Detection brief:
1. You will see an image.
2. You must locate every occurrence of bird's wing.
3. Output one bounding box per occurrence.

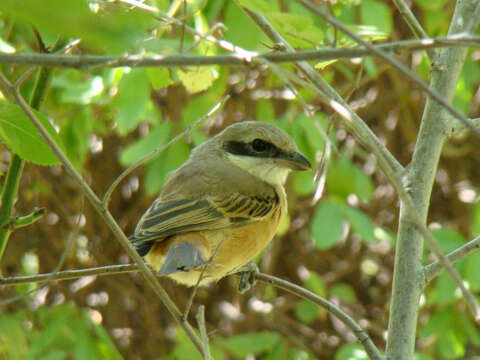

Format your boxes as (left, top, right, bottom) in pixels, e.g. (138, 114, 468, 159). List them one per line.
(130, 192, 278, 255)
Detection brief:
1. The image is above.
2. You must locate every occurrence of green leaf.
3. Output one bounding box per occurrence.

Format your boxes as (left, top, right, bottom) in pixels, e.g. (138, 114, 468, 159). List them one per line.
(360, 0, 393, 35)
(51, 70, 104, 104)
(465, 251, 480, 292)
(119, 122, 172, 166)
(0, 314, 28, 359)
(327, 157, 373, 201)
(223, 1, 268, 50)
(0, 105, 62, 165)
(429, 229, 466, 254)
(420, 309, 452, 338)
(311, 200, 344, 250)
(113, 68, 150, 135)
(437, 329, 466, 359)
(0, 0, 154, 53)
(334, 343, 369, 360)
(237, 0, 278, 13)
(339, 204, 377, 243)
(146, 68, 173, 90)
(265, 13, 324, 48)
(303, 272, 327, 297)
(295, 300, 318, 324)
(330, 283, 357, 304)
(144, 140, 190, 195)
(429, 272, 457, 305)
(215, 332, 281, 357)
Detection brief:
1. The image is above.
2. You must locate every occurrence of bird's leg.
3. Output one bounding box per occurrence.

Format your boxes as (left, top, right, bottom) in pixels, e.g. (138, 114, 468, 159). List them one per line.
(235, 262, 259, 293)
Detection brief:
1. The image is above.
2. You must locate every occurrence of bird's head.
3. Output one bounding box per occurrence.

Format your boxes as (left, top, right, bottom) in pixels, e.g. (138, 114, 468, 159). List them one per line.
(209, 121, 312, 186)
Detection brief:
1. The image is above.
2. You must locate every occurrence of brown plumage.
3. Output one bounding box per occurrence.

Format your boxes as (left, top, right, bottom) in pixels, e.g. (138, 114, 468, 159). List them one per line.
(129, 121, 311, 286)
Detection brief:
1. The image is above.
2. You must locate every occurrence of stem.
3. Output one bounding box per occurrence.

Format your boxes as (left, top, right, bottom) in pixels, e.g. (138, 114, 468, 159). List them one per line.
(386, 1, 480, 358)
(0, 155, 24, 259)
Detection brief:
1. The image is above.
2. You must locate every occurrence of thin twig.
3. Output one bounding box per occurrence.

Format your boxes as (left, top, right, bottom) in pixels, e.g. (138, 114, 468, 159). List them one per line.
(102, 94, 230, 207)
(423, 235, 480, 285)
(391, 0, 435, 60)
(195, 305, 212, 360)
(255, 273, 384, 360)
(0, 72, 205, 355)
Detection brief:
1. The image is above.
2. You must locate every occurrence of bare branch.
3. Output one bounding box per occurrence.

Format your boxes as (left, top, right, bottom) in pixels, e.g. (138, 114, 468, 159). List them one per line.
(255, 273, 384, 360)
(424, 235, 480, 285)
(391, 0, 434, 59)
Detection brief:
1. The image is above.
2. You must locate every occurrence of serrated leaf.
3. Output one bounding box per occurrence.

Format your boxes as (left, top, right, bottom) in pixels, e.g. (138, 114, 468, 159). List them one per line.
(113, 69, 150, 135)
(0, 105, 62, 165)
(311, 200, 344, 249)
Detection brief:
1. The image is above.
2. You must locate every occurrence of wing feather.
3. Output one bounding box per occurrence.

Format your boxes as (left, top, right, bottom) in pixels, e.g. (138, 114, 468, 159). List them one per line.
(130, 192, 278, 254)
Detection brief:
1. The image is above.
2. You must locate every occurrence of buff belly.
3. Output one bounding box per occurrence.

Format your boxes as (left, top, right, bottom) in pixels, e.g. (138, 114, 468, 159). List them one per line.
(145, 208, 282, 286)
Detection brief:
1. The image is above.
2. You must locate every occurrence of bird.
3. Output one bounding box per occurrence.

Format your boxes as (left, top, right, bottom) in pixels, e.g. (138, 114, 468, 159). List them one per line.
(129, 121, 311, 289)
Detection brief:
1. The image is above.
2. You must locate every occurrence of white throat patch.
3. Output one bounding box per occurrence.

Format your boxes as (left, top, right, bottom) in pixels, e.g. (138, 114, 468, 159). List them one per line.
(227, 154, 291, 186)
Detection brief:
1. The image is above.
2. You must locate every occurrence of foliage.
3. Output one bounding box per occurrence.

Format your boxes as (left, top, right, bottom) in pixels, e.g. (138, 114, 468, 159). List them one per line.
(0, 0, 480, 359)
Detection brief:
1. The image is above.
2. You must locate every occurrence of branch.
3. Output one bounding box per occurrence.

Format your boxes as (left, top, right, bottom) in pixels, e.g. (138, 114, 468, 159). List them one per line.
(0, 155, 24, 259)
(0, 265, 384, 360)
(103, 95, 230, 207)
(0, 73, 205, 355)
(391, 0, 435, 60)
(1, 37, 480, 69)
(424, 235, 480, 284)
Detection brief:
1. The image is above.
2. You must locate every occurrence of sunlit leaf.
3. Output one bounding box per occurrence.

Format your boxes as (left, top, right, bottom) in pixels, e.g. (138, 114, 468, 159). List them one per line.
(146, 68, 173, 90)
(177, 66, 218, 94)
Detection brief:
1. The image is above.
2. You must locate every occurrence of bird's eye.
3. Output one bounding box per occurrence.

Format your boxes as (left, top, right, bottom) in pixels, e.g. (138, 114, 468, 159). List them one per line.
(252, 139, 269, 152)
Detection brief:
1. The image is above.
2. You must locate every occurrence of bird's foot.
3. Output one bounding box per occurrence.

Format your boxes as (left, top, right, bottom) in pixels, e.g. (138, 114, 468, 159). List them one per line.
(236, 262, 259, 293)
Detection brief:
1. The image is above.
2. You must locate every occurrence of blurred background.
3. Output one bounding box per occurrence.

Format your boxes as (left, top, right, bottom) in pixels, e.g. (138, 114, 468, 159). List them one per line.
(1, 0, 480, 359)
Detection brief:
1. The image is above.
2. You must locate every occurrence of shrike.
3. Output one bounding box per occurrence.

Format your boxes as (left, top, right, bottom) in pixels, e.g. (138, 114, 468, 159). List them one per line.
(130, 121, 311, 288)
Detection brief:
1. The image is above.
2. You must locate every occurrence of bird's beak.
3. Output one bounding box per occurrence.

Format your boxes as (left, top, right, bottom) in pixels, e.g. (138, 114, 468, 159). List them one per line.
(279, 150, 312, 170)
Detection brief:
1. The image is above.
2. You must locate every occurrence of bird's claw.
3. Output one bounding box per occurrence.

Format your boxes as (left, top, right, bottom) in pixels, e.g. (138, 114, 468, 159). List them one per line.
(236, 262, 259, 293)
